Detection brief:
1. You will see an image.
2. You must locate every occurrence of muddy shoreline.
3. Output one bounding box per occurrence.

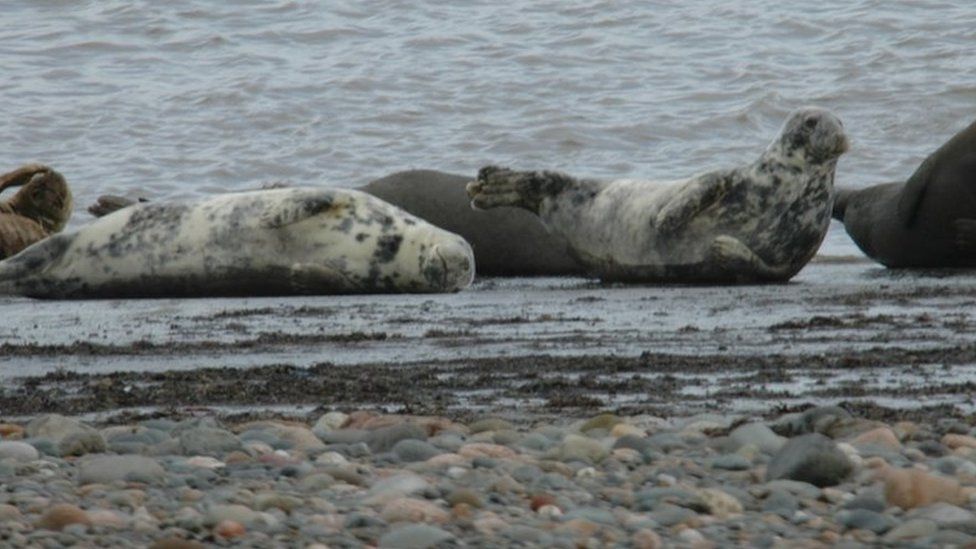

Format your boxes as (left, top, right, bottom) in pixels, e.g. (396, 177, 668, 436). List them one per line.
(1, 261, 974, 426)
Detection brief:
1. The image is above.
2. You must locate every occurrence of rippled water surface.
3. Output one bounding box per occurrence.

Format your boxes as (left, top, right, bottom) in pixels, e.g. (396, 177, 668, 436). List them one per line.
(2, 1, 974, 254)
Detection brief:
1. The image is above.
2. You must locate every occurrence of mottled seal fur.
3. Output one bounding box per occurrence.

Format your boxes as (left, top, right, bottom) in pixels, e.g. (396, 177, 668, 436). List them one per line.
(0, 165, 72, 259)
(0, 187, 474, 298)
(468, 107, 849, 284)
(833, 118, 976, 267)
(88, 171, 586, 277)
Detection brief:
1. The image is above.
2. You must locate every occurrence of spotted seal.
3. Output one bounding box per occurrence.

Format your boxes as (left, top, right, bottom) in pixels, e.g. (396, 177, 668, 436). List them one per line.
(467, 107, 849, 284)
(0, 187, 474, 298)
(833, 117, 976, 267)
(0, 164, 72, 259)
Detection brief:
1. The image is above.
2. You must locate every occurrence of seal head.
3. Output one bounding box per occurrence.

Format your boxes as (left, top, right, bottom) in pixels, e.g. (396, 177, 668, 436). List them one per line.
(771, 107, 850, 168)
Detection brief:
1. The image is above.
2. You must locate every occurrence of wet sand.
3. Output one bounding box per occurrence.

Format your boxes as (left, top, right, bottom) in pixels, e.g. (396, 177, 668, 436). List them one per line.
(2, 259, 974, 425)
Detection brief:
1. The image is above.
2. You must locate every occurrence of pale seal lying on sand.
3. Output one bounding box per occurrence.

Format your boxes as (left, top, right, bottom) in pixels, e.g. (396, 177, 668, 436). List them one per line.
(89, 171, 586, 277)
(467, 107, 849, 284)
(0, 164, 72, 259)
(833, 118, 976, 267)
(0, 187, 474, 298)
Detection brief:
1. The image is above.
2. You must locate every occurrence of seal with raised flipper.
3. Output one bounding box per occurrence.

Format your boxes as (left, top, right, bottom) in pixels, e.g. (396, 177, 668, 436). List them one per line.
(467, 107, 849, 284)
(0, 187, 474, 298)
(0, 164, 72, 259)
(832, 117, 976, 267)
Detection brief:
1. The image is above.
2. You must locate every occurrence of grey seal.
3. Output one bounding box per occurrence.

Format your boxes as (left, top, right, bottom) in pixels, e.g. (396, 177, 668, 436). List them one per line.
(832, 118, 976, 267)
(0, 164, 72, 259)
(88, 171, 586, 277)
(0, 187, 474, 299)
(467, 107, 849, 284)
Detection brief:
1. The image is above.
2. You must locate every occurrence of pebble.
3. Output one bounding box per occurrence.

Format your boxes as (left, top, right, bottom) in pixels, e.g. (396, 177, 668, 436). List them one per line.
(78, 455, 166, 485)
(0, 440, 39, 461)
(2, 407, 975, 546)
(36, 503, 91, 531)
(881, 467, 965, 509)
(378, 524, 455, 548)
(766, 433, 853, 487)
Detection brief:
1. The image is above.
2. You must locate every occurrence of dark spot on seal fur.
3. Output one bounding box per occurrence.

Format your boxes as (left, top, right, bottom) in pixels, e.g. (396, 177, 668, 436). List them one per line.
(355, 232, 369, 242)
(373, 234, 403, 263)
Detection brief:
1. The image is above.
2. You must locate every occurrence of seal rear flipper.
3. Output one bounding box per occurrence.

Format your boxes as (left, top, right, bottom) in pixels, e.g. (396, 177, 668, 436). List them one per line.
(88, 195, 144, 218)
(288, 263, 359, 294)
(0, 164, 50, 194)
(260, 192, 340, 228)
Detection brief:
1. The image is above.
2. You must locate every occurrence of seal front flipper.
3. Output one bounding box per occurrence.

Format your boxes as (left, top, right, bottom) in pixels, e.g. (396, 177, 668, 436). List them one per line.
(708, 235, 791, 282)
(259, 191, 340, 228)
(289, 262, 359, 294)
(467, 166, 581, 213)
(655, 172, 728, 236)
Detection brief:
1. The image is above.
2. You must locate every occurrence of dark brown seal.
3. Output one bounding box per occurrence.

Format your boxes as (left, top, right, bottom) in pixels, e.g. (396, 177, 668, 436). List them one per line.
(0, 164, 72, 259)
(833, 118, 976, 267)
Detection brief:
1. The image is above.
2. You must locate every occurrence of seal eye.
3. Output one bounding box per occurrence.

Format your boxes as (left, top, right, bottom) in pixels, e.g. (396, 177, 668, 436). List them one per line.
(804, 117, 818, 130)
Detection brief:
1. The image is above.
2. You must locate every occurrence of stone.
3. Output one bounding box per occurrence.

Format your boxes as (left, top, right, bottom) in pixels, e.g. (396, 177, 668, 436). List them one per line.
(882, 467, 965, 509)
(633, 528, 663, 549)
(697, 488, 743, 518)
(214, 519, 246, 539)
(59, 431, 107, 456)
(365, 473, 429, 504)
(908, 502, 976, 525)
(378, 524, 455, 548)
(0, 440, 39, 461)
(392, 439, 443, 462)
(729, 422, 786, 454)
(458, 442, 518, 460)
(762, 490, 799, 519)
(882, 518, 938, 543)
(312, 411, 349, 438)
(380, 497, 450, 524)
(78, 455, 166, 485)
(852, 427, 901, 450)
(178, 427, 242, 456)
(237, 421, 326, 452)
(553, 434, 609, 464)
(26, 414, 95, 441)
(609, 423, 644, 438)
(148, 537, 207, 549)
(710, 453, 751, 471)
(0, 423, 24, 439)
(766, 433, 853, 487)
(367, 423, 427, 453)
(36, 503, 91, 531)
(468, 418, 514, 433)
(834, 509, 896, 534)
(943, 434, 976, 450)
(446, 488, 483, 508)
(0, 503, 22, 522)
(205, 504, 258, 527)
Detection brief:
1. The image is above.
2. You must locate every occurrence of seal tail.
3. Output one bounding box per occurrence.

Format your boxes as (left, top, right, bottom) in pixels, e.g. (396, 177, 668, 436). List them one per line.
(0, 233, 70, 295)
(832, 187, 855, 222)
